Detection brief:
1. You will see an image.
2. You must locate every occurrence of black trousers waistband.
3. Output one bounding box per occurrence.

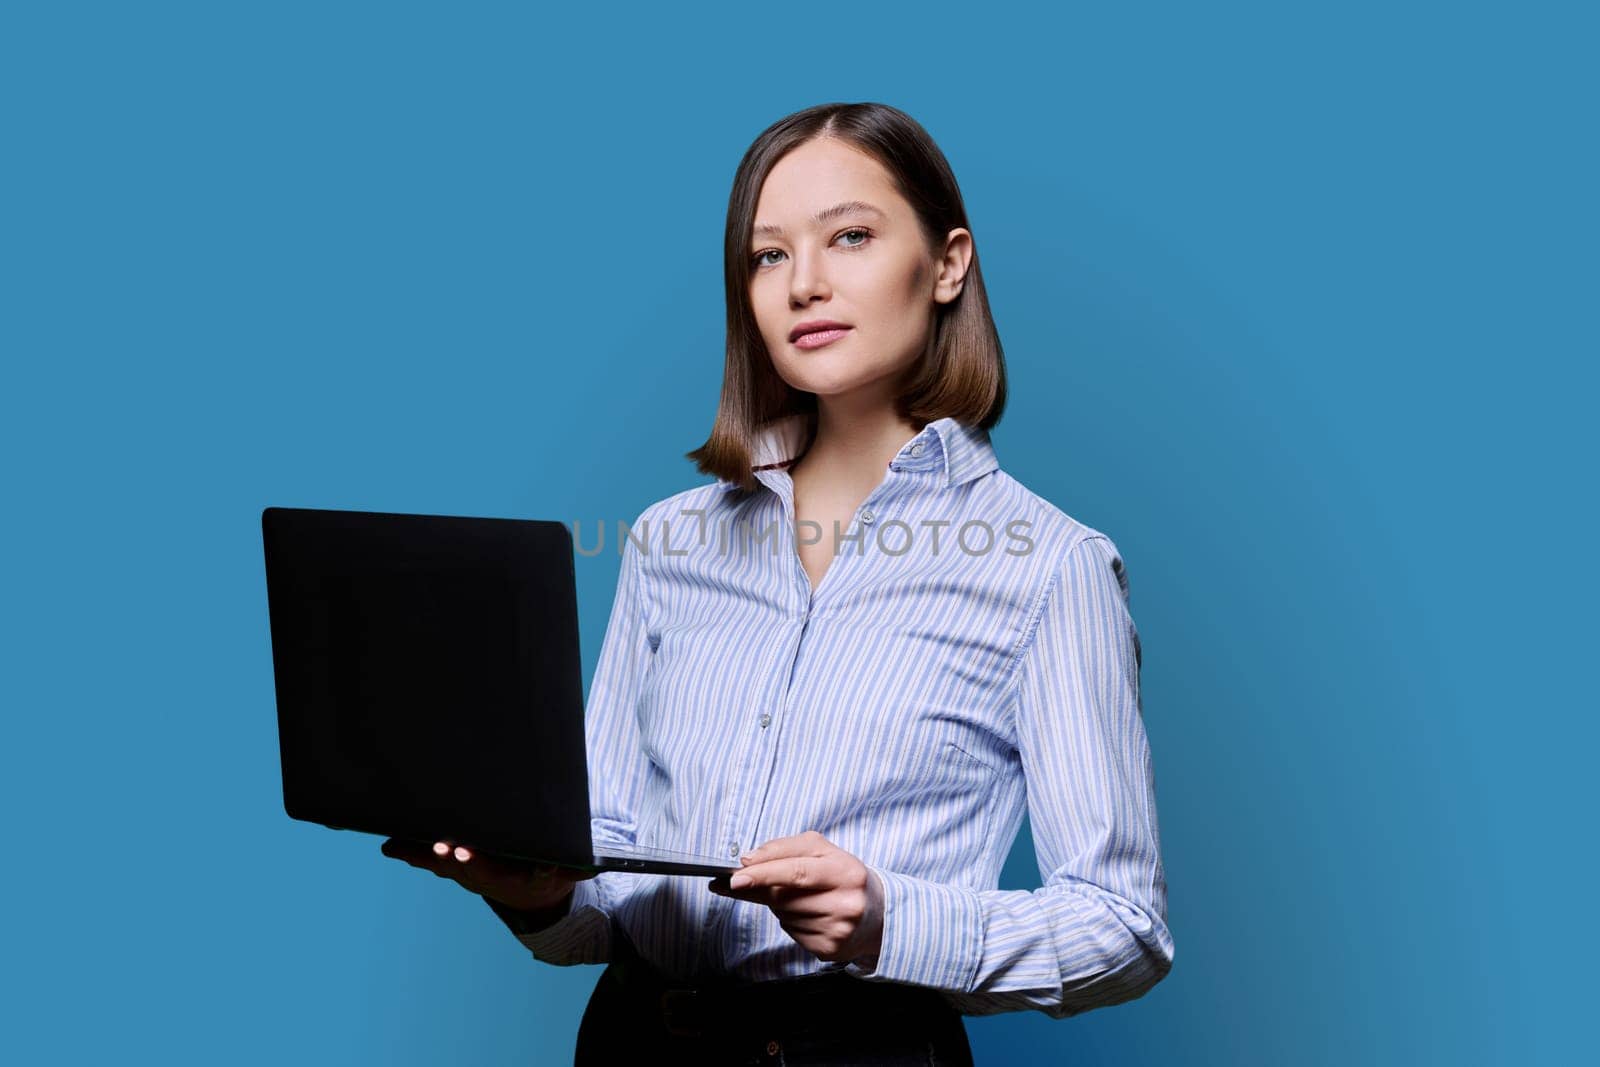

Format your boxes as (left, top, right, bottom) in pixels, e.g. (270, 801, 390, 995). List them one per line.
(573, 928, 974, 1065)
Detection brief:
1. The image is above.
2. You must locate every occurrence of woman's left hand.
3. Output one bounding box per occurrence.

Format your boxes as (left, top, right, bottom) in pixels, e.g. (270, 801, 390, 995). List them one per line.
(709, 830, 884, 964)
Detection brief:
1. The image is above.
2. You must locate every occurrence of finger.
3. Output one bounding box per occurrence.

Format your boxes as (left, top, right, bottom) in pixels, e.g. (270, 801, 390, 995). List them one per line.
(441, 845, 507, 893)
(729, 855, 830, 890)
(710, 879, 786, 899)
(740, 830, 831, 867)
(715, 886, 827, 918)
(440, 844, 514, 885)
(776, 915, 829, 938)
(467, 852, 588, 891)
(728, 884, 845, 920)
(382, 838, 440, 867)
(763, 891, 839, 918)
(404, 839, 470, 873)
(707, 878, 783, 904)
(434, 840, 503, 873)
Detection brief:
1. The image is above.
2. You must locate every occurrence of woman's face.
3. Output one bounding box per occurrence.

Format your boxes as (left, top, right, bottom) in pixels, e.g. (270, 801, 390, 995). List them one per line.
(748, 137, 970, 408)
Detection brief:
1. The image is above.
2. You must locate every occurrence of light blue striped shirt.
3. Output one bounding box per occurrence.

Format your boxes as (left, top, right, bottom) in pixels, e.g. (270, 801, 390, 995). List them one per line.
(492, 415, 1174, 1018)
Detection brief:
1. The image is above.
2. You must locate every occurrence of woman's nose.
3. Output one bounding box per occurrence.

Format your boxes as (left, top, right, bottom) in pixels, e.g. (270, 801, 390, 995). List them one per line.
(788, 252, 830, 304)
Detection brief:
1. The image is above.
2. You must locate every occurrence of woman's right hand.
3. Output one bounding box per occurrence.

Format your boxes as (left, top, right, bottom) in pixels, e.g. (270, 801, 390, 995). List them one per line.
(380, 837, 595, 916)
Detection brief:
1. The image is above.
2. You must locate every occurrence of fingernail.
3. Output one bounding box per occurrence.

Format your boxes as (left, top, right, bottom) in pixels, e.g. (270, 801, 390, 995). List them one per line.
(729, 873, 750, 889)
(739, 852, 755, 863)
(433, 842, 449, 856)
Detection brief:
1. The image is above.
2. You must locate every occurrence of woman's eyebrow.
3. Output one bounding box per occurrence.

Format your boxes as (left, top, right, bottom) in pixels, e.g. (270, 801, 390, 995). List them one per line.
(753, 200, 886, 239)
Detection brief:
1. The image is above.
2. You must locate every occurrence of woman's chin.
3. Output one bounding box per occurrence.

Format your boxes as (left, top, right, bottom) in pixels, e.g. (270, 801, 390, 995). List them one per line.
(790, 379, 876, 401)
(778, 364, 897, 400)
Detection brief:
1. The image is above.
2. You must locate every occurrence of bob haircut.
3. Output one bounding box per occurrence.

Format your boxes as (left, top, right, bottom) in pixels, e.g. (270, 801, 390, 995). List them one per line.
(687, 101, 1008, 495)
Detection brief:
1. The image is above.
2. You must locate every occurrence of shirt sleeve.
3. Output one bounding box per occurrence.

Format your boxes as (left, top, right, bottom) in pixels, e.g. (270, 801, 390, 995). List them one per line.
(484, 516, 658, 965)
(844, 535, 1175, 1018)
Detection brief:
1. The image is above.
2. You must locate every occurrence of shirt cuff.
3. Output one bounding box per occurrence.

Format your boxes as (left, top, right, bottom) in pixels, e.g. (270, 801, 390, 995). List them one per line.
(842, 866, 983, 992)
(484, 876, 612, 965)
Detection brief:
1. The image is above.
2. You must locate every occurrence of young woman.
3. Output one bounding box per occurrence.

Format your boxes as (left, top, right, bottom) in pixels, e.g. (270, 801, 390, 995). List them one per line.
(383, 101, 1174, 1064)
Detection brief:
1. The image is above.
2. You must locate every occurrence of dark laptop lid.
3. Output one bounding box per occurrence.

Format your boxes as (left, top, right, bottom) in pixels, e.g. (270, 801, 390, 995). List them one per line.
(261, 506, 593, 866)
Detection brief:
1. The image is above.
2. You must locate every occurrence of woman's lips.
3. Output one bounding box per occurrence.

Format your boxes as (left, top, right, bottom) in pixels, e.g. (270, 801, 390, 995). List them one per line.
(792, 327, 851, 350)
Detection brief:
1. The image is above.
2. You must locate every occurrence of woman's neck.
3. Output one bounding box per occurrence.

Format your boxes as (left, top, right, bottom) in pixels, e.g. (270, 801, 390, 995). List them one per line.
(792, 400, 920, 493)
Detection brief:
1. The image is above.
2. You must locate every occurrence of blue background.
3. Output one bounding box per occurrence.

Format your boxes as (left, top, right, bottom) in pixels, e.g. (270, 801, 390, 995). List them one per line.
(3, 2, 1592, 1063)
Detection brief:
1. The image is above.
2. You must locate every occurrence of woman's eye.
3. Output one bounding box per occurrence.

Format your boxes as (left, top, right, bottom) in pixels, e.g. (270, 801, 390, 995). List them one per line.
(751, 228, 874, 270)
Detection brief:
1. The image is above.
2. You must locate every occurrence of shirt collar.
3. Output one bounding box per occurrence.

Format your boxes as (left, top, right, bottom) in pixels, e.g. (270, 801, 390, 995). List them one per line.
(717, 413, 998, 493)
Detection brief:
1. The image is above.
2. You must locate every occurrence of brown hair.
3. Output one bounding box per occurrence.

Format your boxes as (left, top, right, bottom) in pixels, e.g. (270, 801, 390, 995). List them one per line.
(685, 101, 1008, 494)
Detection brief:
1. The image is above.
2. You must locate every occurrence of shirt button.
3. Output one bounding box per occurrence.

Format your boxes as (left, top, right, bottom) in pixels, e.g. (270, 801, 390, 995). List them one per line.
(860, 509, 875, 525)
(728, 842, 740, 857)
(910, 442, 925, 456)
(759, 713, 772, 728)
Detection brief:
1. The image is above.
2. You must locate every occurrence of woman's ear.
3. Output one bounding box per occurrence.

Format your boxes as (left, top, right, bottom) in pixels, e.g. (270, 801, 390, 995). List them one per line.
(933, 228, 973, 304)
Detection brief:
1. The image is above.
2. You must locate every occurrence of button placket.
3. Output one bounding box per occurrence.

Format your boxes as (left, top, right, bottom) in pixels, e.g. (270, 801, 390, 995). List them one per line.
(730, 592, 809, 875)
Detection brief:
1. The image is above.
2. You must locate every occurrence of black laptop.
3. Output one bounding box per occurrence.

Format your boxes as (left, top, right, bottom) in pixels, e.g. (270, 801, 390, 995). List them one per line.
(260, 506, 736, 876)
